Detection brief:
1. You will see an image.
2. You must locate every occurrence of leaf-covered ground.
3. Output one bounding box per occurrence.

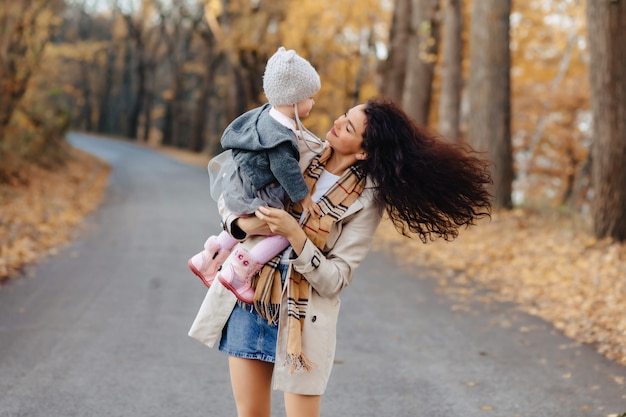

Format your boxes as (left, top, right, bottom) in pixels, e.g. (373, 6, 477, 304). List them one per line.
(1, 141, 625, 370)
(373, 211, 626, 368)
(0, 147, 110, 280)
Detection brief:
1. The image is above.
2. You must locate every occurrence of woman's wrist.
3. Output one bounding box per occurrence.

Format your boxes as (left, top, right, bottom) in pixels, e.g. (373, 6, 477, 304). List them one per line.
(287, 227, 307, 256)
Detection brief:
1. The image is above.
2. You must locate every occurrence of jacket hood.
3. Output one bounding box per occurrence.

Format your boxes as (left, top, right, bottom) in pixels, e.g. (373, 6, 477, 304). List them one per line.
(221, 103, 295, 151)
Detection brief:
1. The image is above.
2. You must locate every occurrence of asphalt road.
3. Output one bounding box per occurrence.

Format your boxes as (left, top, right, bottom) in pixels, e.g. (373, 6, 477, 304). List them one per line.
(0, 132, 624, 417)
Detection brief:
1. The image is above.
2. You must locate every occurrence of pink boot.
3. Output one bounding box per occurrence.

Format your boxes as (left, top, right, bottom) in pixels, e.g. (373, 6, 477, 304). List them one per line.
(188, 236, 231, 288)
(217, 247, 263, 304)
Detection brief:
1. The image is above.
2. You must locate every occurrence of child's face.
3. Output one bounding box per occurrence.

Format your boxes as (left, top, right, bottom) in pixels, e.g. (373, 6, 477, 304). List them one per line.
(296, 97, 315, 118)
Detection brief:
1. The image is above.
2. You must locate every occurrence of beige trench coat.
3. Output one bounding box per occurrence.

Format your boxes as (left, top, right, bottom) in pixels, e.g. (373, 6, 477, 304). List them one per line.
(188, 175, 383, 395)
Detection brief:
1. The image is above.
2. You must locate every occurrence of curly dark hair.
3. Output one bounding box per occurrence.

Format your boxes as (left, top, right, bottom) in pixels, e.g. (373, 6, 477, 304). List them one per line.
(359, 97, 493, 242)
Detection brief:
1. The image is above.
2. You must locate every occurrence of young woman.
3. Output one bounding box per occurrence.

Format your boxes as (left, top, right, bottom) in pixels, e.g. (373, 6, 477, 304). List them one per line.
(189, 97, 492, 417)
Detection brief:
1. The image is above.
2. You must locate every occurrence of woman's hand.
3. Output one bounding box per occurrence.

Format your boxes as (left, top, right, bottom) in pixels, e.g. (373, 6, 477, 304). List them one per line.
(255, 206, 308, 255)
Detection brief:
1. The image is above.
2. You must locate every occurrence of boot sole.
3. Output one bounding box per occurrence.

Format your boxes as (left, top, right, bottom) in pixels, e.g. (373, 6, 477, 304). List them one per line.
(188, 258, 212, 288)
(218, 276, 254, 304)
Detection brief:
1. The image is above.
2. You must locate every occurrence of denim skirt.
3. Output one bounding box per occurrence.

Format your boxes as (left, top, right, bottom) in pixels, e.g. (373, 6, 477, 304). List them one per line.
(218, 263, 288, 363)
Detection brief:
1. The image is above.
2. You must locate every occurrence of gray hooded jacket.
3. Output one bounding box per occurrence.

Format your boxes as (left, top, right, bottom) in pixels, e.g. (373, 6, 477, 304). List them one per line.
(221, 103, 309, 204)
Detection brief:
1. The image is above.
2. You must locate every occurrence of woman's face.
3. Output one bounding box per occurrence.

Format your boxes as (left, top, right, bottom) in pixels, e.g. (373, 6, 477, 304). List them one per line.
(325, 104, 367, 157)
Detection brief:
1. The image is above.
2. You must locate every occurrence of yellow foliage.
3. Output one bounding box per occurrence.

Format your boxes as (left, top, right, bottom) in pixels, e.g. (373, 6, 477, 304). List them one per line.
(275, 0, 391, 134)
(431, 0, 590, 207)
(7, 0, 594, 212)
(509, 0, 590, 206)
(44, 41, 110, 61)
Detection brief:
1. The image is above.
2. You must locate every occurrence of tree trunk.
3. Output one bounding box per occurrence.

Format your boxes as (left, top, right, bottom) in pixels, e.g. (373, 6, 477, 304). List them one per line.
(0, 0, 52, 141)
(402, 0, 440, 125)
(190, 71, 211, 153)
(230, 63, 250, 120)
(78, 60, 93, 131)
(127, 52, 146, 140)
(117, 44, 134, 136)
(161, 101, 174, 147)
(96, 47, 116, 134)
(141, 87, 153, 143)
(467, 0, 513, 209)
(437, 0, 463, 142)
(587, 1, 626, 241)
(190, 51, 222, 153)
(161, 72, 188, 148)
(120, 9, 154, 141)
(380, 0, 411, 102)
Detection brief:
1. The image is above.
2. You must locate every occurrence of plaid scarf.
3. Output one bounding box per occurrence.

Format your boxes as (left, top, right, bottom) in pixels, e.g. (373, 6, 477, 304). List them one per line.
(252, 146, 366, 373)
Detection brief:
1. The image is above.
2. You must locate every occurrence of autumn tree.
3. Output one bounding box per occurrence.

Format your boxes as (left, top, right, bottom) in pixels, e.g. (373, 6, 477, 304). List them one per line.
(437, 0, 463, 141)
(0, 0, 58, 142)
(509, 1, 589, 209)
(46, 3, 132, 138)
(187, 0, 287, 153)
(402, 0, 440, 125)
(188, 2, 224, 153)
(467, 0, 513, 209)
(157, 0, 204, 147)
(277, 0, 388, 132)
(0, 0, 69, 183)
(96, 33, 122, 134)
(586, 1, 626, 241)
(117, 0, 163, 140)
(53, 2, 115, 132)
(380, 0, 410, 102)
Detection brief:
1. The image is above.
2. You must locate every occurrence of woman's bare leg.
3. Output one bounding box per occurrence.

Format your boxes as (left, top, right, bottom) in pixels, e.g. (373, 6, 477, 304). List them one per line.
(284, 392, 322, 417)
(228, 356, 274, 417)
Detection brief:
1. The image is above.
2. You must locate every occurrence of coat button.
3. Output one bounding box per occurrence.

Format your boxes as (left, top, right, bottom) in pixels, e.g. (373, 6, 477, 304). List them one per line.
(311, 315, 317, 322)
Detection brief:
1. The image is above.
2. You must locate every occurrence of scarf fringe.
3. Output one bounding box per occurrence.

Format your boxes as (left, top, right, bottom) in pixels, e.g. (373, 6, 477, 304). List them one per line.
(286, 352, 315, 374)
(254, 301, 280, 326)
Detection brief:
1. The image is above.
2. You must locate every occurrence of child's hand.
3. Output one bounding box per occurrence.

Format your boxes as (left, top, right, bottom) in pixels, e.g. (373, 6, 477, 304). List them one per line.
(300, 194, 321, 218)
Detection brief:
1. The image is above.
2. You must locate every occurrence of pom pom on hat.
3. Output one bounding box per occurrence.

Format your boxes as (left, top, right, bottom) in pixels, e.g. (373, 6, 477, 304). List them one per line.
(263, 47, 321, 106)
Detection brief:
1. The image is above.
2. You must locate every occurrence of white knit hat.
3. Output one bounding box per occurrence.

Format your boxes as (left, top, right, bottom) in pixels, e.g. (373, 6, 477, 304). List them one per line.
(263, 47, 321, 106)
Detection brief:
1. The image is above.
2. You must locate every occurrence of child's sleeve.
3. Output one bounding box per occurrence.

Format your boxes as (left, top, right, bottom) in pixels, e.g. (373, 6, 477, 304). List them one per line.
(267, 142, 310, 203)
